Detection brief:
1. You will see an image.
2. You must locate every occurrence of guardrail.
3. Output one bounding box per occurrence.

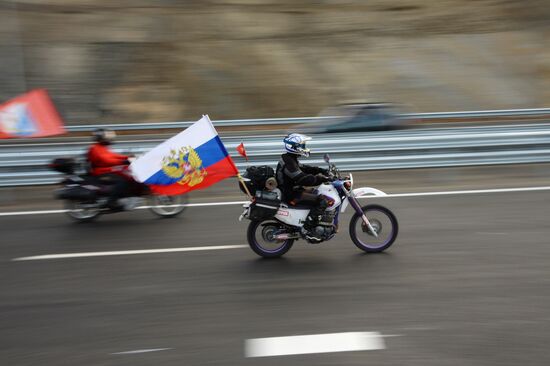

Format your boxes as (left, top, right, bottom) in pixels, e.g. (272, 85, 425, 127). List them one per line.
(62, 108, 550, 132)
(2, 121, 550, 186)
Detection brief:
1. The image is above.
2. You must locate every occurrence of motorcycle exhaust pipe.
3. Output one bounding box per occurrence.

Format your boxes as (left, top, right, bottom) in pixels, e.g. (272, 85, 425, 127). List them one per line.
(274, 233, 300, 240)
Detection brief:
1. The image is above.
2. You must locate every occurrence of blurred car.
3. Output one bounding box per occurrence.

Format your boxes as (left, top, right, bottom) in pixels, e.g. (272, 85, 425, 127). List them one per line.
(298, 103, 408, 134)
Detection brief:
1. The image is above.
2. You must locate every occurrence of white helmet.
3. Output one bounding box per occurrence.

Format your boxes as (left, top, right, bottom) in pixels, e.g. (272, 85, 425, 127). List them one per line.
(284, 133, 311, 157)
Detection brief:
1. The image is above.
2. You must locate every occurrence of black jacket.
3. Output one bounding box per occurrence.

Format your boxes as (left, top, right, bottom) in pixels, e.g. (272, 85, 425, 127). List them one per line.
(276, 153, 329, 200)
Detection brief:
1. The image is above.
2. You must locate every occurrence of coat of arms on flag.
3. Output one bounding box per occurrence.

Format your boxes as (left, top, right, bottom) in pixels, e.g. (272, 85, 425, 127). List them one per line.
(130, 115, 239, 195)
(161, 146, 207, 187)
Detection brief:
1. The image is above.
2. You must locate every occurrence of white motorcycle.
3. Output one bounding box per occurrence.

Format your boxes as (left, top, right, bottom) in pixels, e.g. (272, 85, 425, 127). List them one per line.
(240, 154, 398, 258)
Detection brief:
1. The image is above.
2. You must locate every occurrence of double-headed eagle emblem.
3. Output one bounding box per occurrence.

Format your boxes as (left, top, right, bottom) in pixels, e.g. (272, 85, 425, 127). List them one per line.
(161, 146, 207, 187)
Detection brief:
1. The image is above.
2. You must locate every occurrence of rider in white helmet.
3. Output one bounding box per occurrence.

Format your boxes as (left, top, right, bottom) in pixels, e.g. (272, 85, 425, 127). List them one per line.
(276, 133, 331, 233)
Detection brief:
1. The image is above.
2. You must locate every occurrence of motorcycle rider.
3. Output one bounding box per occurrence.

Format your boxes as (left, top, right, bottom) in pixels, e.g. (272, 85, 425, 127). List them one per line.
(87, 128, 131, 209)
(276, 133, 331, 238)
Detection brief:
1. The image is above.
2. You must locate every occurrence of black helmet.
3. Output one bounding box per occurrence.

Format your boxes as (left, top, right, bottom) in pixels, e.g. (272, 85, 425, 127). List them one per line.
(93, 128, 116, 145)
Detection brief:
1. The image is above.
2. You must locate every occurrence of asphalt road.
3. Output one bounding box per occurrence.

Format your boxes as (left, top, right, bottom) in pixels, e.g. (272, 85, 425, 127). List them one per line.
(1, 190, 550, 365)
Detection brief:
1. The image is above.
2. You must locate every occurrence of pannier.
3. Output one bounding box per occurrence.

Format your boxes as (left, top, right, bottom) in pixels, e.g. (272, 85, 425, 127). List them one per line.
(239, 165, 276, 195)
(249, 190, 281, 221)
(55, 186, 97, 200)
(49, 157, 77, 174)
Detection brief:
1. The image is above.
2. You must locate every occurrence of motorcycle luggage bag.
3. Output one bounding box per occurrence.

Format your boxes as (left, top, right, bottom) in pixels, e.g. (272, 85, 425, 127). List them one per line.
(49, 157, 77, 174)
(55, 185, 97, 200)
(239, 165, 275, 195)
(249, 190, 281, 221)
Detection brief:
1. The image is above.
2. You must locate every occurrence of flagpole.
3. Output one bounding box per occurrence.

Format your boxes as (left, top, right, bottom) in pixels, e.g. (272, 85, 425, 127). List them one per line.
(242, 141, 250, 168)
(235, 141, 252, 199)
(237, 173, 253, 200)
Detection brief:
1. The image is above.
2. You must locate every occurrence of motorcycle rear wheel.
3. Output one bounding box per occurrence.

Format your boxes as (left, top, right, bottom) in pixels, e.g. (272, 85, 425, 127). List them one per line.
(148, 194, 188, 218)
(64, 201, 101, 222)
(247, 219, 294, 258)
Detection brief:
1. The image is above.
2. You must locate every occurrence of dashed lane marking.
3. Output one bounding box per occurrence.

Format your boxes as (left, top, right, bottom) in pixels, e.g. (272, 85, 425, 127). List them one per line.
(111, 348, 173, 355)
(12, 245, 248, 261)
(245, 332, 387, 358)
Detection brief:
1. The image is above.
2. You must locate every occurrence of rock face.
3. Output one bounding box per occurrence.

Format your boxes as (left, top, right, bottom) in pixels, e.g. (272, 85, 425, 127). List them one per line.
(0, 0, 548, 124)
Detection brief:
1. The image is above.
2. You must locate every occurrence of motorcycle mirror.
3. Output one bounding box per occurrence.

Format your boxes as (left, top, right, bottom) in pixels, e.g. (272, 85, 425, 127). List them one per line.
(323, 154, 331, 163)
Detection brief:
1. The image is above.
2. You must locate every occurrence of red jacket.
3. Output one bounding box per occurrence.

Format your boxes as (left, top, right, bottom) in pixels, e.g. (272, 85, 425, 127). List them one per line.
(87, 143, 129, 176)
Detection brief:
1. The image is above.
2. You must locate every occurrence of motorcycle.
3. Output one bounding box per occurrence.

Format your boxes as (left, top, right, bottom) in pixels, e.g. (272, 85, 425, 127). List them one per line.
(49, 157, 188, 222)
(239, 154, 398, 258)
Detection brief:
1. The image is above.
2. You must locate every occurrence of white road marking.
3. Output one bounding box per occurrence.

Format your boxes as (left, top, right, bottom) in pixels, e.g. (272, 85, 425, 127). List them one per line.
(135, 201, 246, 209)
(0, 209, 68, 217)
(0, 202, 246, 217)
(245, 332, 386, 358)
(384, 186, 550, 198)
(12, 245, 248, 261)
(111, 348, 172, 355)
(2, 186, 550, 217)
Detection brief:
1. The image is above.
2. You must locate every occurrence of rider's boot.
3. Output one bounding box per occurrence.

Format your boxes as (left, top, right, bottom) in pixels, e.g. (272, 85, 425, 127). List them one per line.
(301, 227, 323, 243)
(303, 200, 329, 242)
(308, 198, 328, 225)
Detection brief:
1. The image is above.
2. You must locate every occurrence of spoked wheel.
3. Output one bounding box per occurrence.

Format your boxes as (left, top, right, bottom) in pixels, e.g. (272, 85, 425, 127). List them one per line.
(247, 219, 294, 258)
(148, 194, 188, 218)
(349, 204, 398, 253)
(64, 201, 101, 222)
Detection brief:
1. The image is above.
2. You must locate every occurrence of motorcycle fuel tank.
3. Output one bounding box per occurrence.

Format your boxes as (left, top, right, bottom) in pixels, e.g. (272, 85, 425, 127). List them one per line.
(315, 184, 342, 211)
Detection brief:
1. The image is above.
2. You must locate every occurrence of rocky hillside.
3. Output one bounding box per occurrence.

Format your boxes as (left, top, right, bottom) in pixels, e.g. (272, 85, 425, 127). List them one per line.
(0, 0, 549, 124)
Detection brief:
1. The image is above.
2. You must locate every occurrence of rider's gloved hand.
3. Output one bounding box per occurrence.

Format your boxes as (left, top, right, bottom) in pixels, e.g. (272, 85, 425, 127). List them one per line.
(316, 173, 330, 183)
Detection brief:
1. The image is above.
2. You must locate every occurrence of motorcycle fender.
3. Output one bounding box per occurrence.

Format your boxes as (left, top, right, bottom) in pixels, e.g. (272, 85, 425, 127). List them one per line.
(341, 187, 387, 213)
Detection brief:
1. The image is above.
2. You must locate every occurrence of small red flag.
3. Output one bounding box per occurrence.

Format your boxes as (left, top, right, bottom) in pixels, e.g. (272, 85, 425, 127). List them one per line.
(0, 89, 65, 139)
(236, 142, 248, 161)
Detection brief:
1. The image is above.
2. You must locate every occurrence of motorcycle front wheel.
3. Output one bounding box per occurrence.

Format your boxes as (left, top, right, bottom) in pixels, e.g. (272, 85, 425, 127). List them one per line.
(247, 219, 294, 258)
(64, 201, 101, 222)
(148, 194, 188, 218)
(349, 204, 398, 253)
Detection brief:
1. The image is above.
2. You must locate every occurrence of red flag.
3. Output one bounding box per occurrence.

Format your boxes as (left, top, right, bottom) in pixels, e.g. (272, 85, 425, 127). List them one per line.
(0, 89, 65, 139)
(236, 142, 248, 161)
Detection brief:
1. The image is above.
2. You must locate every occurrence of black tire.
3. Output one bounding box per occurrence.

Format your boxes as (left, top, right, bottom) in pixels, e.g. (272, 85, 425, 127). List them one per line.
(247, 219, 294, 258)
(349, 204, 398, 253)
(148, 194, 188, 218)
(64, 201, 101, 222)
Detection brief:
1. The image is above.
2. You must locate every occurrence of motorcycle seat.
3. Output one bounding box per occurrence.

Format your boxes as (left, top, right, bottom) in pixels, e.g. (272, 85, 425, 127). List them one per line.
(284, 201, 314, 210)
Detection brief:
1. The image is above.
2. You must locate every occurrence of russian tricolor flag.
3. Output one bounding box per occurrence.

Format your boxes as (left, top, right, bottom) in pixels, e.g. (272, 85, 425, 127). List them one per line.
(130, 115, 239, 195)
(0, 89, 65, 139)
